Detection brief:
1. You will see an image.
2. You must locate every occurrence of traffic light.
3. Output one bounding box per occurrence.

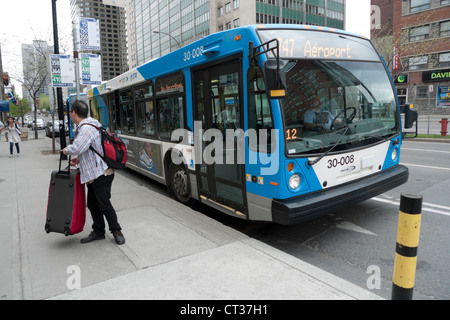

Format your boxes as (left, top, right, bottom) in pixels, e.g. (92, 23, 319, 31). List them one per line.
(3, 73, 9, 86)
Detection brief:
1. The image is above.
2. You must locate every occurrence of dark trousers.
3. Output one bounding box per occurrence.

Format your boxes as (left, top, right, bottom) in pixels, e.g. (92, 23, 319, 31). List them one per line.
(87, 174, 121, 236)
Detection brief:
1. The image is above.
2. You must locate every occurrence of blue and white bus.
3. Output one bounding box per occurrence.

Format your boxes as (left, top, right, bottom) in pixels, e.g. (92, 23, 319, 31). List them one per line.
(87, 24, 416, 225)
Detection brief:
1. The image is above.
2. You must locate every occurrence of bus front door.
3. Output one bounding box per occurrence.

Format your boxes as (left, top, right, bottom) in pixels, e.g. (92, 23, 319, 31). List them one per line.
(193, 58, 247, 216)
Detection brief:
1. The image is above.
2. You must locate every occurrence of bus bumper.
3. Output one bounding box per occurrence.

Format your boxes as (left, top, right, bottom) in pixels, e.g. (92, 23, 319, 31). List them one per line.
(272, 165, 409, 225)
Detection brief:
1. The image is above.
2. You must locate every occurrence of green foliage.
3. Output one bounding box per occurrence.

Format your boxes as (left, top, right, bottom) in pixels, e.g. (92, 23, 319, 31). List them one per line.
(8, 98, 31, 117)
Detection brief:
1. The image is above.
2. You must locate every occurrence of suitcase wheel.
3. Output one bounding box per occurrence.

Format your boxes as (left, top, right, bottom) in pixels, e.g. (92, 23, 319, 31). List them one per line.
(64, 226, 71, 237)
(45, 222, 51, 234)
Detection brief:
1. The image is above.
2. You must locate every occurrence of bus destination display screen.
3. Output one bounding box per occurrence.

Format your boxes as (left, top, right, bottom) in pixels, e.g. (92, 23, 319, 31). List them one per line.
(257, 29, 380, 62)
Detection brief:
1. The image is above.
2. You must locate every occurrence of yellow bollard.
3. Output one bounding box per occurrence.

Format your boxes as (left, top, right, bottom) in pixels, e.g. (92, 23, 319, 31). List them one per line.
(392, 194, 423, 300)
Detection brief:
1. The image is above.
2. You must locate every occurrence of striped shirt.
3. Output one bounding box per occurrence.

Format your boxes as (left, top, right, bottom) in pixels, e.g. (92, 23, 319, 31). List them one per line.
(65, 117, 108, 184)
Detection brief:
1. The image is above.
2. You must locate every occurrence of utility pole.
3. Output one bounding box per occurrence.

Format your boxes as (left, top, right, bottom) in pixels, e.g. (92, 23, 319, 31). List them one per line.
(51, 0, 67, 158)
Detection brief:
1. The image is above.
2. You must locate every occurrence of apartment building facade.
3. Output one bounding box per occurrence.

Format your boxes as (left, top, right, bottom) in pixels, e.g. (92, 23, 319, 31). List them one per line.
(127, 0, 346, 68)
(372, 0, 450, 114)
(70, 0, 128, 81)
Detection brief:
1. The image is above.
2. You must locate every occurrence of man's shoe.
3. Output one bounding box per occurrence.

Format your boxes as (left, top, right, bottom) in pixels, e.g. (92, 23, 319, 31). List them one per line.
(80, 231, 105, 244)
(112, 231, 125, 245)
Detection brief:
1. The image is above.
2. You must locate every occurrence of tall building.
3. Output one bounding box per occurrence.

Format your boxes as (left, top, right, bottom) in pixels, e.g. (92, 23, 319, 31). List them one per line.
(70, 0, 128, 80)
(21, 40, 53, 104)
(371, 0, 450, 115)
(128, 0, 346, 68)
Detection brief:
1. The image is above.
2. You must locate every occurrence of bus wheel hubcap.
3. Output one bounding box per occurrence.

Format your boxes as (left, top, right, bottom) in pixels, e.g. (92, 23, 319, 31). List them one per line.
(173, 169, 188, 197)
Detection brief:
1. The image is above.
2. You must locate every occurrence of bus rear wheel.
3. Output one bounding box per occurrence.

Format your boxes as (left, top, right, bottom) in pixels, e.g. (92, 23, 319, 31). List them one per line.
(169, 163, 194, 206)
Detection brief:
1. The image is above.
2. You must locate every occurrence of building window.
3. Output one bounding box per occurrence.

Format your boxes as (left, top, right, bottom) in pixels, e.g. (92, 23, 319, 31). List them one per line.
(397, 88, 408, 106)
(234, 0, 239, 9)
(441, 0, 450, 5)
(439, 52, 450, 67)
(233, 18, 240, 28)
(409, 56, 428, 70)
(417, 86, 428, 98)
(409, 25, 430, 42)
(225, 2, 231, 13)
(410, 0, 430, 13)
(218, 6, 223, 16)
(440, 21, 450, 37)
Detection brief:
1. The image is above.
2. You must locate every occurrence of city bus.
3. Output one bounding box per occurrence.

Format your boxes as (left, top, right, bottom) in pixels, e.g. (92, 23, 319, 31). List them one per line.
(87, 24, 416, 225)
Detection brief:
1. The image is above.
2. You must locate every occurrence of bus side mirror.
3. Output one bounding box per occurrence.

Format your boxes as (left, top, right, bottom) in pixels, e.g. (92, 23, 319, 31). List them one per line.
(264, 59, 286, 99)
(403, 104, 417, 129)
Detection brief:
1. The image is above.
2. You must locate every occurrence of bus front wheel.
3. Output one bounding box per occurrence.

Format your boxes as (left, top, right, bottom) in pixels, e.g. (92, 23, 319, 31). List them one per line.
(168, 163, 194, 206)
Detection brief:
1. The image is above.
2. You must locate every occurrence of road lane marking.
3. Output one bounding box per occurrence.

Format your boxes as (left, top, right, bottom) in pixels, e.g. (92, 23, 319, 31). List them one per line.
(335, 220, 376, 236)
(372, 197, 450, 217)
(401, 163, 450, 171)
(403, 148, 450, 155)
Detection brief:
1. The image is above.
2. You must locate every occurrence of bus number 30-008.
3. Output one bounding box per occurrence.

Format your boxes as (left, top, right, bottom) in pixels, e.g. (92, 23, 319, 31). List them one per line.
(183, 46, 204, 61)
(327, 155, 355, 169)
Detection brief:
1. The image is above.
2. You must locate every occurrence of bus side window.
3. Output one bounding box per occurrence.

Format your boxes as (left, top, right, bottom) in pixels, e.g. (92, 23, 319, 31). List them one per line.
(136, 82, 155, 136)
(248, 67, 274, 153)
(119, 89, 134, 134)
(158, 96, 184, 140)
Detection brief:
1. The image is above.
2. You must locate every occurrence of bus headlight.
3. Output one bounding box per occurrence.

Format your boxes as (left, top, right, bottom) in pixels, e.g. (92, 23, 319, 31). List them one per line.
(391, 148, 398, 162)
(289, 174, 301, 190)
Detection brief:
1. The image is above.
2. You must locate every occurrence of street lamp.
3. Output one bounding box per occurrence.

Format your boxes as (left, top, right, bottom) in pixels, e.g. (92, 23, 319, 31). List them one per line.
(153, 30, 182, 48)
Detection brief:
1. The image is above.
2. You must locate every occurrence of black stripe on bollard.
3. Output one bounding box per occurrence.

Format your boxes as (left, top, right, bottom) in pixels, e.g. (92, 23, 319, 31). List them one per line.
(392, 194, 423, 300)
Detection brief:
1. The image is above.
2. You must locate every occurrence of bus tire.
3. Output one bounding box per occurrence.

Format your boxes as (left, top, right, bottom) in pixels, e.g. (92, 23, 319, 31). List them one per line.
(168, 163, 194, 206)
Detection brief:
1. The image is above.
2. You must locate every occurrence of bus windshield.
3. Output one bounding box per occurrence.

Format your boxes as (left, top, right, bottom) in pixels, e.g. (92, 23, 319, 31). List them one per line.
(281, 59, 400, 155)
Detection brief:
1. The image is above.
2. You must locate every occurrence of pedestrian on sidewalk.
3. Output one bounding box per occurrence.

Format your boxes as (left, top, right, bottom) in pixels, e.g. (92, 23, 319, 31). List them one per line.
(62, 100, 125, 245)
(0, 117, 21, 157)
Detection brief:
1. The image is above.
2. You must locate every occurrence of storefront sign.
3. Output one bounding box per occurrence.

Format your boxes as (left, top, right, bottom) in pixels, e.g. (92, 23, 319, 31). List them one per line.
(394, 74, 408, 84)
(422, 68, 450, 82)
(437, 87, 450, 107)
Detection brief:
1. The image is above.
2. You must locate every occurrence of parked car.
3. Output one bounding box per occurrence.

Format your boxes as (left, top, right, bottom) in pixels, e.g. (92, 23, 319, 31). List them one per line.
(32, 119, 45, 130)
(45, 120, 69, 137)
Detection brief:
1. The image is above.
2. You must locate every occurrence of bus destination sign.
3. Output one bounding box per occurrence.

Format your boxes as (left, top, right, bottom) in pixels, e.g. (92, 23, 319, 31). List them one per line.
(257, 29, 380, 62)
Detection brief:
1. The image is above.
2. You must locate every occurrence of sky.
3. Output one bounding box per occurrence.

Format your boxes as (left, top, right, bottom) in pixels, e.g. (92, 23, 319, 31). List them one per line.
(1, 0, 73, 97)
(345, 0, 371, 39)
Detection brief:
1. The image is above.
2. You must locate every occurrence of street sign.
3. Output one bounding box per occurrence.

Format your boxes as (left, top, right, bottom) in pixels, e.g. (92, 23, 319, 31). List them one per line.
(78, 18, 101, 51)
(393, 47, 400, 71)
(429, 85, 434, 93)
(80, 53, 102, 85)
(50, 55, 75, 87)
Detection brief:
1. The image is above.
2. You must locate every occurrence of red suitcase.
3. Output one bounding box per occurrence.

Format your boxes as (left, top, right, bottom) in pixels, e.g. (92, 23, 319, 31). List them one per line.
(45, 154, 86, 236)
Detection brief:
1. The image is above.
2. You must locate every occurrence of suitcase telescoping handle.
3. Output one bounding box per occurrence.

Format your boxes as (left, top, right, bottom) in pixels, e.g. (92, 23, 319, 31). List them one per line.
(57, 150, 72, 177)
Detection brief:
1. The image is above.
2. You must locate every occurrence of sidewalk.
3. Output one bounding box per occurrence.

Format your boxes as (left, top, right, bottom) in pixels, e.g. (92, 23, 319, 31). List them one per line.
(0, 136, 382, 300)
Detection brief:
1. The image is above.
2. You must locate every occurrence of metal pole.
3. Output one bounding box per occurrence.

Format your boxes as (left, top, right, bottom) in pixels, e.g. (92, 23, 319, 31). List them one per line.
(73, 21, 81, 100)
(392, 194, 423, 300)
(52, 0, 67, 158)
(427, 86, 432, 135)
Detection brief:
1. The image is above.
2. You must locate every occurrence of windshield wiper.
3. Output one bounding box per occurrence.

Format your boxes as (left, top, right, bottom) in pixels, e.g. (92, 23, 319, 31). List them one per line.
(363, 134, 399, 145)
(307, 125, 351, 167)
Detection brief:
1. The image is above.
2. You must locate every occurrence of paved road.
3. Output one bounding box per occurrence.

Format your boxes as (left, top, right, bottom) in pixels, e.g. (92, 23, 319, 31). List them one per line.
(206, 139, 450, 300)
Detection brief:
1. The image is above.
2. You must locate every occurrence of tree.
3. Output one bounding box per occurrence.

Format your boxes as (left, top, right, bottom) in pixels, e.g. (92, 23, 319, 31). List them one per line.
(371, 11, 439, 74)
(39, 93, 50, 113)
(19, 40, 51, 139)
(8, 97, 31, 124)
